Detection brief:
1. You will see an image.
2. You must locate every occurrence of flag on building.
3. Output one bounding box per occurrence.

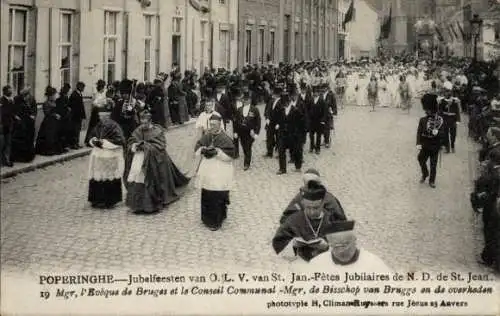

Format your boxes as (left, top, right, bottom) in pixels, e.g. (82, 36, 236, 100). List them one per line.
(435, 26, 444, 42)
(343, 0, 355, 29)
(450, 23, 459, 40)
(457, 21, 466, 40)
(380, 5, 392, 39)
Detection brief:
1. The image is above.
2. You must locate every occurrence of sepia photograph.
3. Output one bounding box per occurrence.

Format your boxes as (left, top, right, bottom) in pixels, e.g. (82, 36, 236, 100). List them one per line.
(0, 0, 498, 314)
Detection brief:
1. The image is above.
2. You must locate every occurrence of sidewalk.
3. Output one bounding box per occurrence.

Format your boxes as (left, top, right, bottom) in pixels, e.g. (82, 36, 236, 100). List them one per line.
(0, 118, 196, 180)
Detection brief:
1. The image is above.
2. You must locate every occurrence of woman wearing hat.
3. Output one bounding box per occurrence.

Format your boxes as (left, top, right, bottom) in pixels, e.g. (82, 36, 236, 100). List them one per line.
(87, 100, 125, 209)
(10, 86, 37, 162)
(36, 86, 65, 156)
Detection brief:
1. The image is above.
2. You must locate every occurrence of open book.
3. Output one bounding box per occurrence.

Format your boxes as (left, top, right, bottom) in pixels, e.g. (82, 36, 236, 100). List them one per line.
(293, 237, 324, 248)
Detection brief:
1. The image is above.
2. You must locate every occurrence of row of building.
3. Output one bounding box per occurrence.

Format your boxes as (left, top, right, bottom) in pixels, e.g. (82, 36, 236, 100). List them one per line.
(0, 0, 382, 100)
(370, 0, 499, 60)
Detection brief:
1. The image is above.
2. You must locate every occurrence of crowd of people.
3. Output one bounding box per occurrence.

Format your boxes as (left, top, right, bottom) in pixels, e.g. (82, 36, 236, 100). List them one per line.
(1, 54, 499, 271)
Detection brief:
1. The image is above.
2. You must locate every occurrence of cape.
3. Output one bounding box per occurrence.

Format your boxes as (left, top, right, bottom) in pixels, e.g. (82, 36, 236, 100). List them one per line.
(195, 131, 235, 159)
(89, 118, 125, 146)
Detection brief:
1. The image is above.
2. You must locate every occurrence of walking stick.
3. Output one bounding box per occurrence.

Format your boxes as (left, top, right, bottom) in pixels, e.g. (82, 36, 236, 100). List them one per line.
(439, 150, 442, 168)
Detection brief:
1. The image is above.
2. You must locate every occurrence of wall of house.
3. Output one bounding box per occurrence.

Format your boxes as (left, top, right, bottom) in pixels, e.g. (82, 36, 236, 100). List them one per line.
(0, 0, 238, 102)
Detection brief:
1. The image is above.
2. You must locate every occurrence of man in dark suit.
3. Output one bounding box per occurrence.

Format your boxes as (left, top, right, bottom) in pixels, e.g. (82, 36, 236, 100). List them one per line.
(297, 82, 312, 147)
(0, 85, 15, 166)
(234, 86, 261, 171)
(308, 85, 328, 155)
(417, 93, 446, 188)
(263, 85, 284, 158)
(68, 82, 86, 149)
(283, 85, 306, 172)
(320, 83, 337, 148)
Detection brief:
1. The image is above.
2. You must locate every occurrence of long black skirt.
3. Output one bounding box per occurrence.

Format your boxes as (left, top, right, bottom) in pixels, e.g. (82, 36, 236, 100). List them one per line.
(88, 179, 123, 207)
(11, 118, 36, 162)
(201, 189, 229, 229)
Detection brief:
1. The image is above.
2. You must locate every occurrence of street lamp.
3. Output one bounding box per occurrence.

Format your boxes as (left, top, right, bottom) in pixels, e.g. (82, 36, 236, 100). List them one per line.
(470, 13, 483, 61)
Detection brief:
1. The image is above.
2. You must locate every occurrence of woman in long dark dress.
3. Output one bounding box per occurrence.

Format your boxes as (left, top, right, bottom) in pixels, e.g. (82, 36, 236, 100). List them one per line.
(124, 108, 190, 214)
(55, 83, 72, 151)
(11, 88, 37, 162)
(85, 80, 107, 146)
(36, 86, 64, 156)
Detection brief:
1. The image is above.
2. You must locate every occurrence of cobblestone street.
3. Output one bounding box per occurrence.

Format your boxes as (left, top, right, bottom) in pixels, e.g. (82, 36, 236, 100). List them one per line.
(0, 104, 489, 275)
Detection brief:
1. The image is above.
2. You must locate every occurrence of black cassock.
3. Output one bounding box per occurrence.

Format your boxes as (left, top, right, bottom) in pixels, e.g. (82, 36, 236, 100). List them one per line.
(272, 210, 340, 262)
(11, 95, 37, 162)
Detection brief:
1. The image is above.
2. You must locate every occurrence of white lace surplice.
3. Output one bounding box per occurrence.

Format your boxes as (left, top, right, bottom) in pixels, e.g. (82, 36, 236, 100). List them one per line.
(88, 140, 124, 181)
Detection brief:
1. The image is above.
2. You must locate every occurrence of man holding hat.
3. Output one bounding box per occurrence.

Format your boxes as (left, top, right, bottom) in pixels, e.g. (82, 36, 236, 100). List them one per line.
(272, 182, 346, 262)
(417, 93, 446, 188)
(308, 221, 392, 273)
(438, 81, 461, 153)
(280, 168, 346, 224)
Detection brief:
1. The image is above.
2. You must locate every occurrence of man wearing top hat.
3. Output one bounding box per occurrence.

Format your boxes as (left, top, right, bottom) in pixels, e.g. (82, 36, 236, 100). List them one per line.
(233, 85, 261, 171)
(320, 83, 337, 148)
(273, 86, 294, 175)
(417, 93, 447, 188)
(111, 79, 138, 141)
(263, 85, 285, 158)
(279, 84, 305, 173)
(308, 84, 329, 155)
(272, 183, 347, 262)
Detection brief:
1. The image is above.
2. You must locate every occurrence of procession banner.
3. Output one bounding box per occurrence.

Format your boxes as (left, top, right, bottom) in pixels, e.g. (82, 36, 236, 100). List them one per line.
(2, 269, 498, 315)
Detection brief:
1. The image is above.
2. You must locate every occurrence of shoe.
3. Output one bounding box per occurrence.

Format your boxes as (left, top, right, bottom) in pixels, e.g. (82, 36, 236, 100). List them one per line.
(309, 149, 313, 153)
(263, 154, 272, 158)
(451, 148, 455, 153)
(420, 176, 427, 183)
(445, 149, 450, 154)
(276, 170, 286, 175)
(288, 159, 294, 163)
(315, 150, 320, 155)
(295, 168, 302, 172)
(243, 165, 249, 171)
(429, 183, 436, 188)
(3, 161, 13, 167)
(325, 143, 330, 148)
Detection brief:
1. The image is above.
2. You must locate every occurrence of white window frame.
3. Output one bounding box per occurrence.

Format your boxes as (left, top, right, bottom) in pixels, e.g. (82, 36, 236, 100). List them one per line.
(270, 30, 275, 62)
(245, 29, 252, 64)
(258, 28, 264, 63)
(155, 15, 160, 76)
(59, 10, 74, 88)
(7, 6, 29, 94)
(200, 21, 207, 72)
(103, 11, 119, 83)
(144, 14, 153, 82)
(172, 17, 183, 67)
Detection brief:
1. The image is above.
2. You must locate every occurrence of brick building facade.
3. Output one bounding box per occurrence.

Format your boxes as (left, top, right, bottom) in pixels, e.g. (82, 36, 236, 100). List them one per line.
(0, 0, 237, 101)
(237, 0, 339, 67)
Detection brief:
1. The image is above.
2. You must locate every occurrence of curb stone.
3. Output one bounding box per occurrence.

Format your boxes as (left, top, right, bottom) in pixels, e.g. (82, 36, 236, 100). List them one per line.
(0, 119, 196, 180)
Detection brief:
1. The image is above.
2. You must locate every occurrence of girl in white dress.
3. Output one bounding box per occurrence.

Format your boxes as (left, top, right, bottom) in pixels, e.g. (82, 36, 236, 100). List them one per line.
(378, 75, 390, 107)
